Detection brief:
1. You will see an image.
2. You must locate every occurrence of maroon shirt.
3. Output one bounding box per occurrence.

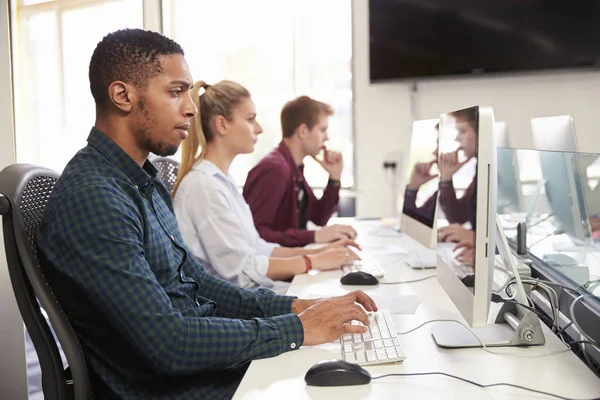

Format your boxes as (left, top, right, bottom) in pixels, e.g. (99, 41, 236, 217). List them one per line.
(439, 178, 477, 226)
(243, 141, 340, 246)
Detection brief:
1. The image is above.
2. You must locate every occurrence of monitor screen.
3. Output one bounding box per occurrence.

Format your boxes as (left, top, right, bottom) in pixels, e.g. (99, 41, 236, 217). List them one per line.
(402, 119, 439, 228)
(369, 0, 600, 82)
(437, 107, 479, 291)
(495, 123, 523, 214)
(434, 105, 497, 329)
(539, 150, 591, 242)
(530, 115, 579, 153)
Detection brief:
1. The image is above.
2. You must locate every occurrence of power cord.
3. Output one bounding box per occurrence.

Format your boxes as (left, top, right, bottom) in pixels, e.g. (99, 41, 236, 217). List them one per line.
(570, 295, 599, 370)
(379, 275, 436, 284)
(370, 372, 599, 400)
(497, 277, 600, 368)
(527, 227, 561, 249)
(396, 319, 571, 358)
(569, 340, 600, 352)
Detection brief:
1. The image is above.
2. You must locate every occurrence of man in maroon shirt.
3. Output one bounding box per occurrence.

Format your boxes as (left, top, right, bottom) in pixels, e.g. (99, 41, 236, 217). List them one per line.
(243, 96, 356, 247)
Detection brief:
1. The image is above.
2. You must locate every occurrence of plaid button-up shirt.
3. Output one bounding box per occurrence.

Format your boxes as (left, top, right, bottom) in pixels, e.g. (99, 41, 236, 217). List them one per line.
(37, 127, 304, 399)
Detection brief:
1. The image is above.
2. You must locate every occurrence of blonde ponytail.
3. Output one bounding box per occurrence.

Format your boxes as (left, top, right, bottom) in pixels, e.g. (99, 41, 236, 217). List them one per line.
(172, 80, 251, 198)
(172, 81, 209, 197)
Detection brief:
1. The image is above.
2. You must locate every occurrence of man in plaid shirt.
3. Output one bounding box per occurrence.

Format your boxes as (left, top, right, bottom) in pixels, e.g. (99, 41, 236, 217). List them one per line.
(37, 29, 376, 400)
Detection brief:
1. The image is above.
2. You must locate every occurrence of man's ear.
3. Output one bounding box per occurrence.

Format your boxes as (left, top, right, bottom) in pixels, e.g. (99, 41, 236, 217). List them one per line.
(108, 81, 133, 113)
(213, 115, 228, 136)
(296, 123, 308, 139)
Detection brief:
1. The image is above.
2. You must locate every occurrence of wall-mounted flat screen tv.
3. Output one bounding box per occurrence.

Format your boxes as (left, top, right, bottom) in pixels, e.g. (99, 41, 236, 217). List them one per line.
(369, 0, 600, 82)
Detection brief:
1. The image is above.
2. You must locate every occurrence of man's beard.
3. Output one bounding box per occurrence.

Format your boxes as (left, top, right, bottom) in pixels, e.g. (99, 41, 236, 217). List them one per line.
(149, 140, 178, 157)
(135, 98, 179, 157)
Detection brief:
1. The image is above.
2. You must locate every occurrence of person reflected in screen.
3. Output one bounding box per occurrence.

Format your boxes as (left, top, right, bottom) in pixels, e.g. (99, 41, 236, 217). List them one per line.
(36, 28, 377, 400)
(403, 122, 439, 218)
(438, 108, 478, 263)
(172, 80, 359, 294)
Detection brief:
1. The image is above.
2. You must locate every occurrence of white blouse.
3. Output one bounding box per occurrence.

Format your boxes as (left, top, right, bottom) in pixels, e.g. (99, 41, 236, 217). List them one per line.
(173, 160, 289, 294)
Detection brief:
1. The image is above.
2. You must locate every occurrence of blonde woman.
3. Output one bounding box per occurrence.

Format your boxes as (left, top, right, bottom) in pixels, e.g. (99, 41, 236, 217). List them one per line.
(173, 80, 358, 293)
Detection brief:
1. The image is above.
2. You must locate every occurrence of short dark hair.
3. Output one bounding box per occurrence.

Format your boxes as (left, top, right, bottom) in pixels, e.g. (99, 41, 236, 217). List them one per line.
(448, 107, 478, 133)
(280, 96, 334, 138)
(89, 28, 184, 110)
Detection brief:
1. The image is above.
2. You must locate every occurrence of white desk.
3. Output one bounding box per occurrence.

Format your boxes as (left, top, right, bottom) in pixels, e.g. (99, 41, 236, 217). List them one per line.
(233, 220, 600, 400)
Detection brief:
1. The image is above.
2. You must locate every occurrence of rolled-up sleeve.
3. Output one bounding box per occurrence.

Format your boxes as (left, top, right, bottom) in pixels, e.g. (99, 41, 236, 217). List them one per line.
(257, 237, 280, 257)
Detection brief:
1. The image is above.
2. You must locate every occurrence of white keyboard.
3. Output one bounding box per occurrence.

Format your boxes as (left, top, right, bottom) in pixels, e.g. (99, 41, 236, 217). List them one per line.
(437, 243, 473, 278)
(342, 248, 385, 278)
(340, 309, 405, 366)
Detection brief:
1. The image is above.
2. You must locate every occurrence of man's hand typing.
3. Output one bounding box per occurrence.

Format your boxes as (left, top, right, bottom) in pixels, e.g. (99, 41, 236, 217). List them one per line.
(293, 291, 378, 346)
(315, 224, 357, 242)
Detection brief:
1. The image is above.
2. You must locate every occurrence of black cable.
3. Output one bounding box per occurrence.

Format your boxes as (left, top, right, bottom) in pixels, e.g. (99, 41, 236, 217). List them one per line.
(570, 340, 600, 350)
(556, 321, 574, 337)
(371, 372, 600, 400)
(498, 299, 546, 319)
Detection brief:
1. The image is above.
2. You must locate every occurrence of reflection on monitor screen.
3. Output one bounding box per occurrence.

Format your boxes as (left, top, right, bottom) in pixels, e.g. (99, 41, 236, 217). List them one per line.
(435, 105, 497, 329)
(438, 108, 479, 291)
(400, 119, 439, 248)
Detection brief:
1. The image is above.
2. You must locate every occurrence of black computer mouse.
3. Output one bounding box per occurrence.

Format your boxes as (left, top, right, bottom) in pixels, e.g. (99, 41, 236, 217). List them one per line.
(461, 274, 475, 288)
(340, 271, 379, 286)
(305, 359, 371, 386)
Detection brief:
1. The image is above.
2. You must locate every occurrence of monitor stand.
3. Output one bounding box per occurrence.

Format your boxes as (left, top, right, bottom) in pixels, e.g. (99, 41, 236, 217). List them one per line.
(431, 215, 546, 348)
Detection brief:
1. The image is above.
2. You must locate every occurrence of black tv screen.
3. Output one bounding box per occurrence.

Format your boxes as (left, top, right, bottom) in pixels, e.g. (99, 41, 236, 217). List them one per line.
(369, 0, 600, 82)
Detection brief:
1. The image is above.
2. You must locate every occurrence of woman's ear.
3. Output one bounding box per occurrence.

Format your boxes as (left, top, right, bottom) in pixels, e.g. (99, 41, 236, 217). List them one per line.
(108, 81, 133, 113)
(213, 115, 229, 136)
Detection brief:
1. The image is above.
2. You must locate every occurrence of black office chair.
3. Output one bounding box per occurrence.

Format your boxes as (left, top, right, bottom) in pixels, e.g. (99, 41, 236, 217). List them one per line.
(0, 164, 90, 400)
(151, 156, 180, 194)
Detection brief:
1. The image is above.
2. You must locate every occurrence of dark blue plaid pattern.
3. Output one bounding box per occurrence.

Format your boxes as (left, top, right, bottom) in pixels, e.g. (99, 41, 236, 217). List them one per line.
(37, 128, 304, 400)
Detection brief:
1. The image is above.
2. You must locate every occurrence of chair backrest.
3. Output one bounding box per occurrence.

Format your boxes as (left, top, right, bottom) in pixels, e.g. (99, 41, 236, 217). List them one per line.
(0, 164, 90, 400)
(151, 156, 180, 194)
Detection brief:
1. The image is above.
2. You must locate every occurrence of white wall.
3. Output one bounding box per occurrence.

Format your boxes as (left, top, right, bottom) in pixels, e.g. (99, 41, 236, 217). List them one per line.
(353, 0, 410, 218)
(352, 0, 600, 217)
(0, 1, 27, 399)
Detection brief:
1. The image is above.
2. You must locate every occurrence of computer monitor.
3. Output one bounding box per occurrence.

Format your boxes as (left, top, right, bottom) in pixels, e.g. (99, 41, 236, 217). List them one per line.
(531, 115, 578, 152)
(400, 119, 439, 248)
(435, 106, 497, 329)
(495, 122, 524, 214)
(538, 150, 591, 243)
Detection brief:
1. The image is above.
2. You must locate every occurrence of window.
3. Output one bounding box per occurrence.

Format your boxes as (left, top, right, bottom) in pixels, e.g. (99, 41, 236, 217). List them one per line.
(162, 0, 354, 188)
(12, 0, 143, 172)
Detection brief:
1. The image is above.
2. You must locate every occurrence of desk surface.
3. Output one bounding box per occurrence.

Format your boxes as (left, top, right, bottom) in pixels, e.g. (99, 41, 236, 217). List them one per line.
(233, 220, 600, 400)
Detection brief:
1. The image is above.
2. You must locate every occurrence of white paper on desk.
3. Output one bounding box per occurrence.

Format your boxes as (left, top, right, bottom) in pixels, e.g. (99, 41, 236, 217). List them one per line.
(302, 285, 347, 299)
(301, 290, 421, 315)
(371, 294, 421, 314)
(363, 244, 409, 256)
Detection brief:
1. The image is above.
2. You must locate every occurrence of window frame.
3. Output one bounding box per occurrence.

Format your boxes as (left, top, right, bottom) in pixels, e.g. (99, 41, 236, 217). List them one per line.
(161, 0, 356, 190)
